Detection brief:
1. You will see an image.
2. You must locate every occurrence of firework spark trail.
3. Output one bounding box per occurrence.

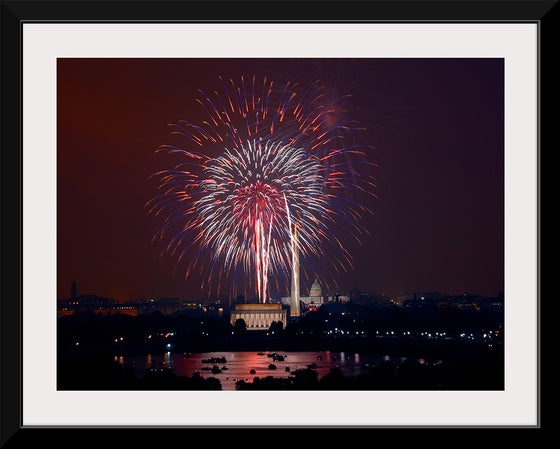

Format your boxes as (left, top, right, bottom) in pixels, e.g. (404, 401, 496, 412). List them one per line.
(148, 75, 376, 302)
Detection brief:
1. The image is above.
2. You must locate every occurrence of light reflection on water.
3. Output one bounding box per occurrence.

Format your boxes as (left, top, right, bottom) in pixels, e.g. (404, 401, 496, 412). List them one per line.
(117, 351, 404, 390)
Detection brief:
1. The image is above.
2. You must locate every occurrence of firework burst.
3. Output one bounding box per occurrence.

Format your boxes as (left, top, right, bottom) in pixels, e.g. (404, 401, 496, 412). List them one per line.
(148, 75, 376, 302)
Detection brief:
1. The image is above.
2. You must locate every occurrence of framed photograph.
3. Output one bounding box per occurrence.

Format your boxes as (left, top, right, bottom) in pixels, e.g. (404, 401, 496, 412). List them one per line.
(1, 0, 551, 441)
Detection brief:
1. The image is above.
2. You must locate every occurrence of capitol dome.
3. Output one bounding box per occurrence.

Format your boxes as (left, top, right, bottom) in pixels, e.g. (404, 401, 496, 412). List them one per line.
(309, 278, 322, 297)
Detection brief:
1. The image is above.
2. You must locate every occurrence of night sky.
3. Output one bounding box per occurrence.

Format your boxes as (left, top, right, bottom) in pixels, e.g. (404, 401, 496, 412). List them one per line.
(57, 58, 504, 302)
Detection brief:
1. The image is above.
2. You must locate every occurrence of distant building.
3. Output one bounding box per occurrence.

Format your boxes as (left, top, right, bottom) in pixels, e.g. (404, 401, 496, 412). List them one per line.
(113, 303, 138, 316)
(336, 295, 350, 304)
(230, 303, 287, 330)
(367, 295, 394, 309)
(157, 297, 183, 315)
(135, 298, 200, 315)
(281, 278, 326, 310)
(71, 280, 77, 299)
(57, 294, 138, 317)
(309, 278, 322, 298)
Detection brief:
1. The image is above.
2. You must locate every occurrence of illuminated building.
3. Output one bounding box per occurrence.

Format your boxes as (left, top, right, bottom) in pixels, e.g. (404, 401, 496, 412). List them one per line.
(308, 278, 322, 299)
(230, 303, 287, 330)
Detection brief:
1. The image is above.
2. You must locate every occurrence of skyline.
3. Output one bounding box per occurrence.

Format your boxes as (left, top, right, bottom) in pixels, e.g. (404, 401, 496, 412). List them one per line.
(57, 58, 504, 302)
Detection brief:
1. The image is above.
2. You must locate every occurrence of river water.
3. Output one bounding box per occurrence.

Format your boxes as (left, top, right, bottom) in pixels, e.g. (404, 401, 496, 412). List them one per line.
(116, 351, 425, 391)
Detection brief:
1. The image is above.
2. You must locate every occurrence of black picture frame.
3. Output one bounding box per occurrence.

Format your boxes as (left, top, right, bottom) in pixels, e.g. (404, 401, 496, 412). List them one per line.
(1, 0, 553, 444)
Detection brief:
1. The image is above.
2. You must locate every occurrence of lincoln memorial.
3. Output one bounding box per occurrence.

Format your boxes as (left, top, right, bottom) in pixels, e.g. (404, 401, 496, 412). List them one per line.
(230, 303, 287, 330)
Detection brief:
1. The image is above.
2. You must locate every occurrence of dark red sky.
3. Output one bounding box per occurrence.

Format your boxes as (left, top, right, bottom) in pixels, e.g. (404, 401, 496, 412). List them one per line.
(57, 58, 504, 302)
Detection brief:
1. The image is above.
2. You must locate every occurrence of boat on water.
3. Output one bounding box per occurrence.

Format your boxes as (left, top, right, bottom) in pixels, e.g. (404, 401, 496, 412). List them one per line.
(201, 356, 227, 364)
(250, 369, 256, 374)
(211, 365, 222, 374)
(268, 364, 277, 370)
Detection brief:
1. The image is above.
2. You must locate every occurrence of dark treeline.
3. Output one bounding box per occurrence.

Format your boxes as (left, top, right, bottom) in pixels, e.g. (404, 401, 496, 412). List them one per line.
(57, 352, 221, 390)
(236, 358, 503, 390)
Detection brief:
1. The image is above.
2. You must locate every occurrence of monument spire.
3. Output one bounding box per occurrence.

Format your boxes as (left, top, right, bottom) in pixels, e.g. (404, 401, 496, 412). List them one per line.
(290, 224, 300, 317)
